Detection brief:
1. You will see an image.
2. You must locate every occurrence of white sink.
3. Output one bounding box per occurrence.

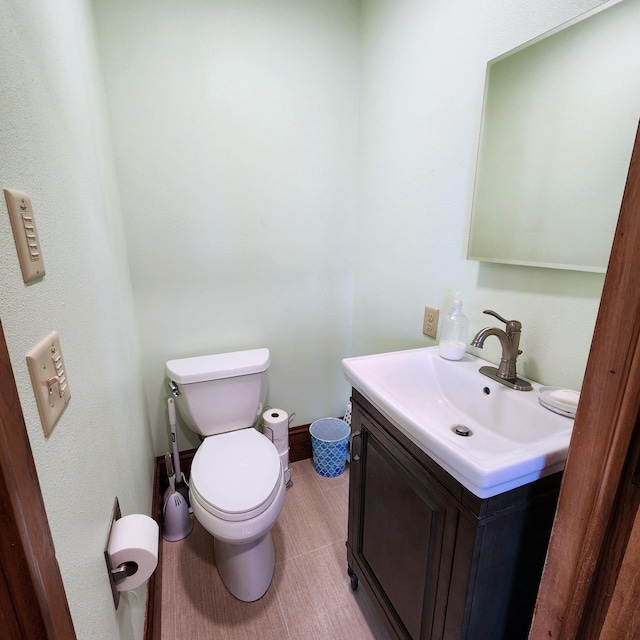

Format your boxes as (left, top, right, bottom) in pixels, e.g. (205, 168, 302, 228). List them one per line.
(342, 346, 574, 498)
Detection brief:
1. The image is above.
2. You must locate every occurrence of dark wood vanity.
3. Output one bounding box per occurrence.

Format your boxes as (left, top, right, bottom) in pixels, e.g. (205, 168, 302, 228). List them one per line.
(347, 389, 562, 640)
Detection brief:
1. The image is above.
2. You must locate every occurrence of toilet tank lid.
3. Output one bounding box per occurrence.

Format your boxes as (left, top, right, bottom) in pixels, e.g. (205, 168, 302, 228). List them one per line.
(166, 348, 270, 384)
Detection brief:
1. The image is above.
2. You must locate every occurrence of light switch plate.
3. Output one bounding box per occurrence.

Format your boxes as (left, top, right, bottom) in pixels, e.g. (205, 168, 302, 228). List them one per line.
(26, 331, 71, 437)
(4, 187, 46, 283)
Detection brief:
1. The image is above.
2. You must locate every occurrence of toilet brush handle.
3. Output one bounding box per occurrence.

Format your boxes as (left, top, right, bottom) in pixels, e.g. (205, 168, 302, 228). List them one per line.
(165, 452, 175, 494)
(168, 398, 182, 482)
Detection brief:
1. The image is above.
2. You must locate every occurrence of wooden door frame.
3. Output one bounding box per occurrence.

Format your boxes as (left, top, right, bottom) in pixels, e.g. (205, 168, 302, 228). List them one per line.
(530, 123, 640, 637)
(0, 319, 76, 638)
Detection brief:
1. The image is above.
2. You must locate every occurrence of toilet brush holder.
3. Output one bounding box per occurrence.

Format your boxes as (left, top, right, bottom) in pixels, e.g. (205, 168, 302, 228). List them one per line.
(163, 472, 190, 509)
(163, 453, 192, 542)
(163, 491, 192, 541)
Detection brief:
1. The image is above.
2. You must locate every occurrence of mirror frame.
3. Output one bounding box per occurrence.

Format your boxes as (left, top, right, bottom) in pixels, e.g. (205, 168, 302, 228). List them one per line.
(467, 0, 639, 273)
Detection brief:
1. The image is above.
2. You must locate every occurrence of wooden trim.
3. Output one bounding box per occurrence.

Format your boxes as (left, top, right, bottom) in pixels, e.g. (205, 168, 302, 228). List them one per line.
(530, 122, 640, 637)
(289, 423, 312, 462)
(596, 447, 640, 638)
(578, 414, 640, 637)
(146, 449, 193, 640)
(0, 319, 76, 639)
(144, 461, 162, 640)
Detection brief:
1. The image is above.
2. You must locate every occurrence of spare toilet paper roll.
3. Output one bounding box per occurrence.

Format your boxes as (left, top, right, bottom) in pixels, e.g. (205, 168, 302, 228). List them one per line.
(280, 449, 291, 485)
(262, 409, 289, 441)
(108, 514, 159, 592)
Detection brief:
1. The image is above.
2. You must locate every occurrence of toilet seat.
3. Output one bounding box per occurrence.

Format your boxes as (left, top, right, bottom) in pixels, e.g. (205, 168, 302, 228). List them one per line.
(190, 428, 282, 522)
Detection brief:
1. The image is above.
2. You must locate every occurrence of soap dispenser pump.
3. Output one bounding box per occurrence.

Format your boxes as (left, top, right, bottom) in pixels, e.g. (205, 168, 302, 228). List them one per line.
(439, 293, 468, 361)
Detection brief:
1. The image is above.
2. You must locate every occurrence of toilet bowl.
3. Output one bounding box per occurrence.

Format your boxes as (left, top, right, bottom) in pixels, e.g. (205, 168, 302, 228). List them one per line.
(189, 429, 286, 601)
(165, 348, 285, 602)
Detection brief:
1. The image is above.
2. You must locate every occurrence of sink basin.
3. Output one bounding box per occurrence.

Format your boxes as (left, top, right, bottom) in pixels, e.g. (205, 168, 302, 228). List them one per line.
(342, 346, 574, 498)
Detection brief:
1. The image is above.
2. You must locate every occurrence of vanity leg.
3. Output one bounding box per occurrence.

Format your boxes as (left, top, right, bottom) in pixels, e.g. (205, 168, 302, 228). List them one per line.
(348, 566, 359, 590)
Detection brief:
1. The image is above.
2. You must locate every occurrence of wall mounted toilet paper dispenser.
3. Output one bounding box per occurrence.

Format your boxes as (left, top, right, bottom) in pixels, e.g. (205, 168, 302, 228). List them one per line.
(104, 497, 159, 609)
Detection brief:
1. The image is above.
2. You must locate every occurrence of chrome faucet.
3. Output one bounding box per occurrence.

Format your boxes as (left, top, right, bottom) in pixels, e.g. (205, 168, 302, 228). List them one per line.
(471, 310, 532, 391)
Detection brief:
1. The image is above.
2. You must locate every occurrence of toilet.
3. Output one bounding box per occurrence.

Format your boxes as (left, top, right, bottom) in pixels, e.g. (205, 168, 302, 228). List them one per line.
(165, 348, 286, 602)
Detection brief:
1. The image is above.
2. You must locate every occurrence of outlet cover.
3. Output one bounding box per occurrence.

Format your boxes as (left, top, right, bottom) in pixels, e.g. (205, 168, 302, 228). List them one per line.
(26, 331, 71, 436)
(423, 306, 439, 339)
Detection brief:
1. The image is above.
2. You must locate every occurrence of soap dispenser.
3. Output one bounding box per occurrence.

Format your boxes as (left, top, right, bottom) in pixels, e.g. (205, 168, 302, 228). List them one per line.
(439, 293, 468, 361)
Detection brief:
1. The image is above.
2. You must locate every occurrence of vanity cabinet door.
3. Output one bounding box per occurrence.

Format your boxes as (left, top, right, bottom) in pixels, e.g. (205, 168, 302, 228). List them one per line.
(348, 404, 459, 640)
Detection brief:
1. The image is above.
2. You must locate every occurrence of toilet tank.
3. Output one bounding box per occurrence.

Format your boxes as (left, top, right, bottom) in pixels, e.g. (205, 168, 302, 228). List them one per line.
(166, 348, 270, 437)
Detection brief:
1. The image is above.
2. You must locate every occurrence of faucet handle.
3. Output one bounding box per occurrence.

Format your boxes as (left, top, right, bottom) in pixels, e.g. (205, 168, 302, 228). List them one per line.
(483, 309, 509, 324)
(483, 310, 522, 333)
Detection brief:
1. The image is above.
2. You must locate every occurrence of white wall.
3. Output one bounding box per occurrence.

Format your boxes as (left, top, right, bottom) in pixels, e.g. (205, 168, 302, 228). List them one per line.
(0, 0, 625, 638)
(355, 0, 611, 388)
(94, 0, 618, 459)
(93, 0, 361, 453)
(0, 2, 153, 638)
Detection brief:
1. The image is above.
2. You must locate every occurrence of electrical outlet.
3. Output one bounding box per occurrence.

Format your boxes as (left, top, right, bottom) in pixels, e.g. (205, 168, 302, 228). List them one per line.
(423, 306, 439, 339)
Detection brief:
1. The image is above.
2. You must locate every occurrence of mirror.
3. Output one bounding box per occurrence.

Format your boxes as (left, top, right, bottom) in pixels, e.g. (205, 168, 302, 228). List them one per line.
(468, 0, 640, 272)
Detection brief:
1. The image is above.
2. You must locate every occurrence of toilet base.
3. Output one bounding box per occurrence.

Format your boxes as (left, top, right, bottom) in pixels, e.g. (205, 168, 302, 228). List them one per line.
(214, 531, 275, 602)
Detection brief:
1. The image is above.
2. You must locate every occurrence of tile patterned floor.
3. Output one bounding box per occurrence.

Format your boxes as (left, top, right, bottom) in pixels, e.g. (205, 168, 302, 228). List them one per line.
(160, 459, 391, 639)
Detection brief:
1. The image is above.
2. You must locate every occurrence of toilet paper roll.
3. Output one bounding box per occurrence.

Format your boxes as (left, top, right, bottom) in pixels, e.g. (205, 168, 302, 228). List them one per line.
(280, 449, 291, 485)
(108, 514, 159, 592)
(262, 409, 289, 443)
(273, 433, 288, 448)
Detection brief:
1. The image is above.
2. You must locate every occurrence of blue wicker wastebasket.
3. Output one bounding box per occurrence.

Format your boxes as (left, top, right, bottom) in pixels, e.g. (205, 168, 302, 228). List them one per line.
(309, 418, 350, 478)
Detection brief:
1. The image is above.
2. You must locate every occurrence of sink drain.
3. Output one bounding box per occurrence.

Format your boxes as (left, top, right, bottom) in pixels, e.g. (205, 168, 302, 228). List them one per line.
(452, 425, 472, 437)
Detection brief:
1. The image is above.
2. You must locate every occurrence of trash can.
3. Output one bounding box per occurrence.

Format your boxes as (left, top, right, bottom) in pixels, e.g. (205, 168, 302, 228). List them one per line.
(309, 418, 351, 478)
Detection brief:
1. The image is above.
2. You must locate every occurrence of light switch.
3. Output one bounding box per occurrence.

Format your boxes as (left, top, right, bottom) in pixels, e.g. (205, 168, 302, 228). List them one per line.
(4, 188, 46, 283)
(26, 331, 71, 437)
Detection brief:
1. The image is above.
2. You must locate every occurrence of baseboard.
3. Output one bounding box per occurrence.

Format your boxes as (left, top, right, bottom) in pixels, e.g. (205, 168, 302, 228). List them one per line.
(288, 423, 313, 462)
(144, 465, 161, 640)
(146, 447, 195, 640)
(145, 424, 312, 638)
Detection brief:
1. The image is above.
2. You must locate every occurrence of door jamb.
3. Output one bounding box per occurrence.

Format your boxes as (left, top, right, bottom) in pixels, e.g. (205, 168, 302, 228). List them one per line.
(0, 318, 76, 639)
(530, 123, 640, 637)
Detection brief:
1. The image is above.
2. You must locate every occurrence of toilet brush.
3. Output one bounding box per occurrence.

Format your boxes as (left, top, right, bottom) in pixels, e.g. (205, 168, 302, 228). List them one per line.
(167, 398, 190, 510)
(163, 453, 193, 541)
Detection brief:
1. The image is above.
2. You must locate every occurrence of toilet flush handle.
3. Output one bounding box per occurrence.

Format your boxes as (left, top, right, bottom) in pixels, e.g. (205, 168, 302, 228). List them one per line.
(168, 381, 180, 397)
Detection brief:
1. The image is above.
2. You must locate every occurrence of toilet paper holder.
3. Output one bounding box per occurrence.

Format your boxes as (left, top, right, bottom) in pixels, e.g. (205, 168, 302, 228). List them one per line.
(104, 497, 138, 609)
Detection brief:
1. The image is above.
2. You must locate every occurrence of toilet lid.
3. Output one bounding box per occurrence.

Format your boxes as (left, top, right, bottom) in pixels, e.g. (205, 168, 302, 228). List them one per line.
(190, 428, 282, 521)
